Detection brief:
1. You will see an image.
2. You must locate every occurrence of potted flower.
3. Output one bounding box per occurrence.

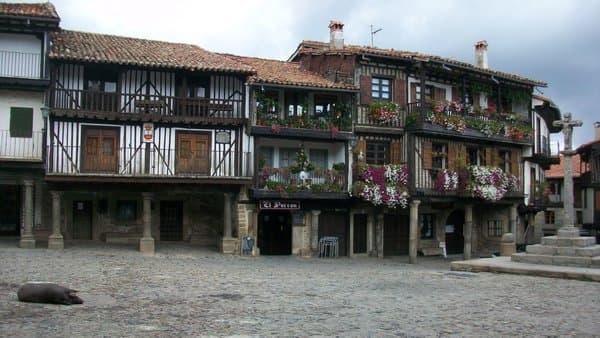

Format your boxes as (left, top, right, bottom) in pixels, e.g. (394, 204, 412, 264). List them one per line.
(368, 101, 399, 124)
(289, 146, 315, 181)
(352, 164, 410, 208)
(434, 169, 459, 192)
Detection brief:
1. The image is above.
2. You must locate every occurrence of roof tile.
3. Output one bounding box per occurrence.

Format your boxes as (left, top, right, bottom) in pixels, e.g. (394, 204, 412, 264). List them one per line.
(0, 2, 59, 19)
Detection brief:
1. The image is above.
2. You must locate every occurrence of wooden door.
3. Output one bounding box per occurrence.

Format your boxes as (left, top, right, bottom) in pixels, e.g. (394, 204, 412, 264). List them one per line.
(384, 214, 409, 256)
(353, 214, 367, 254)
(176, 132, 210, 174)
(81, 127, 119, 173)
(258, 211, 292, 255)
(319, 212, 348, 256)
(160, 201, 183, 241)
(0, 185, 20, 236)
(72, 200, 92, 240)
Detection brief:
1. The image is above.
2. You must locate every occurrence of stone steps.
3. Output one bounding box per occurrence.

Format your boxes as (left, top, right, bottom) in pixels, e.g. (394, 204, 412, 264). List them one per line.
(512, 252, 600, 268)
(541, 236, 597, 247)
(526, 243, 600, 257)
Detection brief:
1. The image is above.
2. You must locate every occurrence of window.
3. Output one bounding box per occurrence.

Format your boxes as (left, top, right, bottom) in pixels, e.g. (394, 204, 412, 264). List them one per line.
(85, 67, 117, 93)
(279, 148, 299, 168)
(9, 107, 33, 138)
(467, 146, 484, 166)
(187, 77, 210, 98)
(498, 150, 510, 172)
(257, 90, 279, 116)
(117, 200, 137, 221)
(420, 214, 435, 239)
(544, 211, 555, 224)
(259, 147, 274, 168)
(314, 94, 337, 117)
(432, 143, 447, 170)
(371, 77, 390, 100)
(309, 149, 328, 169)
(366, 142, 388, 165)
(413, 84, 433, 103)
(285, 92, 307, 117)
(487, 220, 503, 237)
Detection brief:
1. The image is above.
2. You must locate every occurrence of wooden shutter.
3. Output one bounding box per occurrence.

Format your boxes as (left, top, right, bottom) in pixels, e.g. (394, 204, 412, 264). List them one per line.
(457, 144, 467, 169)
(510, 149, 519, 175)
(423, 140, 432, 169)
(434, 87, 447, 102)
(452, 87, 461, 102)
(485, 146, 493, 167)
(360, 75, 372, 105)
(393, 78, 407, 109)
(355, 138, 366, 157)
(448, 143, 456, 170)
(410, 83, 418, 104)
(390, 140, 402, 164)
(9, 107, 33, 138)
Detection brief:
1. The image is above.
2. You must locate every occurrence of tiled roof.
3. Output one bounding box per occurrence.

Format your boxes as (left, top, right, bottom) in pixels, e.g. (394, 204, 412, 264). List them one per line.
(545, 154, 587, 179)
(0, 2, 59, 19)
(224, 54, 357, 91)
(49, 30, 254, 73)
(576, 138, 600, 153)
(294, 41, 547, 87)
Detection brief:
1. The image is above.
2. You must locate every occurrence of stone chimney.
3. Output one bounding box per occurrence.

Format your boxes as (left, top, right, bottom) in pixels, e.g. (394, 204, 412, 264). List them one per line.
(595, 121, 600, 140)
(474, 40, 488, 69)
(329, 20, 344, 49)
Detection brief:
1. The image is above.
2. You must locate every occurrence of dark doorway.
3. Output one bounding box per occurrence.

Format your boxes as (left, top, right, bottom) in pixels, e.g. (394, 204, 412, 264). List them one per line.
(258, 211, 292, 255)
(160, 201, 183, 241)
(384, 214, 409, 256)
(319, 211, 349, 256)
(0, 185, 20, 236)
(353, 214, 367, 254)
(72, 200, 93, 239)
(445, 209, 465, 254)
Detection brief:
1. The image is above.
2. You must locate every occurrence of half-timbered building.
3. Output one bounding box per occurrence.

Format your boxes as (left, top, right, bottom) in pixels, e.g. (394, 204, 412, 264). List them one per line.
(226, 55, 358, 256)
(576, 123, 600, 242)
(44, 30, 254, 253)
(0, 3, 59, 247)
(291, 21, 560, 260)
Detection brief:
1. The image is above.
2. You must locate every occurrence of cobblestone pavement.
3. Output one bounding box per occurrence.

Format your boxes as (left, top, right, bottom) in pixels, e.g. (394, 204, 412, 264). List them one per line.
(1, 240, 599, 337)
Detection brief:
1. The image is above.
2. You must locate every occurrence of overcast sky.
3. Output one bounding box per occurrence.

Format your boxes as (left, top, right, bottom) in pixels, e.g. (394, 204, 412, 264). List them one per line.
(26, 0, 600, 148)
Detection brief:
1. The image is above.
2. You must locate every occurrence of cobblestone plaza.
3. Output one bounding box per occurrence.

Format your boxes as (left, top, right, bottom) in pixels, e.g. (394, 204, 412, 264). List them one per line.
(1, 241, 598, 336)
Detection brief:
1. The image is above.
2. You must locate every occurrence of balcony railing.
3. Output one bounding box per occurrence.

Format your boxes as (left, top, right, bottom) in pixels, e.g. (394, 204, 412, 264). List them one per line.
(255, 167, 347, 193)
(0, 50, 42, 79)
(49, 88, 244, 120)
(47, 145, 252, 178)
(406, 102, 533, 142)
(0, 130, 43, 160)
(355, 106, 406, 128)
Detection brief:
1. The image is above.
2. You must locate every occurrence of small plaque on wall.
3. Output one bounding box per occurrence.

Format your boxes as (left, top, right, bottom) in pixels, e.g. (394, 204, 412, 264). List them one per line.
(215, 131, 231, 144)
(293, 211, 305, 225)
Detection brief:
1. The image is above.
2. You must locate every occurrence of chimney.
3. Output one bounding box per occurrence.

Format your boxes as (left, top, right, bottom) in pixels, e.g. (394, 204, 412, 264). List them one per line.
(474, 40, 488, 69)
(595, 121, 600, 140)
(329, 20, 344, 49)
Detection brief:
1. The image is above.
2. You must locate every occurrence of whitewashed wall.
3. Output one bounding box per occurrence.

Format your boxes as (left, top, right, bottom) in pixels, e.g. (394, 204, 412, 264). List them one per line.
(0, 90, 44, 160)
(0, 33, 42, 78)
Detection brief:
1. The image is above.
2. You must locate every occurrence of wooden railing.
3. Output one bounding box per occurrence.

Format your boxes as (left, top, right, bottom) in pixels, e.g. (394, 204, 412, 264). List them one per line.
(256, 167, 347, 192)
(0, 50, 42, 79)
(49, 88, 244, 119)
(355, 106, 406, 128)
(0, 130, 43, 160)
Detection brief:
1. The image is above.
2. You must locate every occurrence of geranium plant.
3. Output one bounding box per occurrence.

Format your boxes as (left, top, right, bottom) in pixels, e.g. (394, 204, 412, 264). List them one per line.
(368, 101, 399, 123)
(434, 169, 460, 192)
(352, 164, 410, 208)
(466, 165, 519, 202)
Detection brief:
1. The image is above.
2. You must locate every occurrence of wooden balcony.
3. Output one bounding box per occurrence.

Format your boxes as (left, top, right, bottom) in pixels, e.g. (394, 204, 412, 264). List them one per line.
(406, 102, 533, 145)
(355, 106, 406, 133)
(252, 167, 349, 199)
(252, 114, 353, 140)
(49, 88, 244, 124)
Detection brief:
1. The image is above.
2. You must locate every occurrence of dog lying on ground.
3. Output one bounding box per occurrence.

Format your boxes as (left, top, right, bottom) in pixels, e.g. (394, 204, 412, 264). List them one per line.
(17, 282, 83, 305)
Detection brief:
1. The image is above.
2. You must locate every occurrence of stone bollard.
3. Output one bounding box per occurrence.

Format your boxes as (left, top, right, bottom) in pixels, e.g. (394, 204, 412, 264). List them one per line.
(500, 233, 516, 256)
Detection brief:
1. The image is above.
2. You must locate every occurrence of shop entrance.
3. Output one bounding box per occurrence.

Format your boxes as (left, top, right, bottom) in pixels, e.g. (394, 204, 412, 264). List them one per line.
(0, 185, 20, 236)
(445, 209, 465, 254)
(258, 211, 292, 255)
(72, 200, 93, 240)
(384, 214, 409, 256)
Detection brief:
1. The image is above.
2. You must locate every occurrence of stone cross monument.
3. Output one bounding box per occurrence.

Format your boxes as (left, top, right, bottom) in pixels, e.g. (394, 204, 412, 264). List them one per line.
(552, 112, 583, 238)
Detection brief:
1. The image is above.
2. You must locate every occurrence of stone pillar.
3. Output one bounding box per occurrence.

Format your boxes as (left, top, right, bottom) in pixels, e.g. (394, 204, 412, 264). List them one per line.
(139, 192, 154, 255)
(500, 233, 516, 256)
(48, 191, 64, 250)
(463, 204, 473, 260)
(349, 211, 355, 258)
(409, 200, 420, 264)
(376, 213, 384, 258)
(311, 210, 321, 253)
(367, 212, 374, 255)
(19, 180, 35, 249)
(220, 193, 237, 254)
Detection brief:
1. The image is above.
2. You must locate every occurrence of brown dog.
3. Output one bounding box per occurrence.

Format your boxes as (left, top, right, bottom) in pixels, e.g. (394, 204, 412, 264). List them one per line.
(17, 282, 83, 305)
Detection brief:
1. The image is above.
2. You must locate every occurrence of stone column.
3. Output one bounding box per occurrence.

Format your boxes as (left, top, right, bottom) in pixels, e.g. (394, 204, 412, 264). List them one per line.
(139, 192, 154, 255)
(409, 200, 421, 264)
(311, 210, 321, 253)
(220, 193, 237, 254)
(48, 191, 64, 249)
(19, 180, 35, 249)
(376, 213, 384, 258)
(349, 211, 355, 258)
(463, 204, 473, 260)
(367, 212, 374, 255)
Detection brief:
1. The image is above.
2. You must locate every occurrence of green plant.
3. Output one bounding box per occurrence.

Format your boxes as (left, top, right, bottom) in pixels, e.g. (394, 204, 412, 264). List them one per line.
(332, 162, 346, 171)
(368, 101, 399, 123)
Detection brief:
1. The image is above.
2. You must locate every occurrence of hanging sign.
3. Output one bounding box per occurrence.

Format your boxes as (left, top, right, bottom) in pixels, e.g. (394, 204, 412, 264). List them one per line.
(259, 200, 301, 210)
(143, 123, 154, 143)
(215, 131, 231, 144)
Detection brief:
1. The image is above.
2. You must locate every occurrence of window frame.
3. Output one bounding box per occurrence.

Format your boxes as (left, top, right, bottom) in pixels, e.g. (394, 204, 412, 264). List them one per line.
(419, 214, 436, 239)
(9, 107, 34, 138)
(116, 200, 137, 221)
(498, 149, 511, 173)
(279, 147, 300, 168)
(309, 148, 328, 169)
(366, 142, 389, 165)
(371, 77, 391, 101)
(432, 142, 448, 170)
(487, 220, 503, 237)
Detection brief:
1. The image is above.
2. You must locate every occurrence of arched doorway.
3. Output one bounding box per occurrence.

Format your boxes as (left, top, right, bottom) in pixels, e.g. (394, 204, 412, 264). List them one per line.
(445, 209, 464, 254)
(258, 211, 292, 255)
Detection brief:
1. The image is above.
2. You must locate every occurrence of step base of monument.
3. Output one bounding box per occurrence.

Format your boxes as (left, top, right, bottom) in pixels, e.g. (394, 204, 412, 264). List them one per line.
(511, 252, 600, 268)
(541, 235, 596, 247)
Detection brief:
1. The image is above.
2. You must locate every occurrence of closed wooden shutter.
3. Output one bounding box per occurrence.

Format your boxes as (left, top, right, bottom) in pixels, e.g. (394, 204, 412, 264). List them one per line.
(434, 87, 447, 102)
(423, 140, 432, 169)
(485, 146, 493, 167)
(393, 78, 407, 109)
(448, 143, 456, 170)
(457, 144, 467, 169)
(390, 140, 402, 164)
(9, 107, 33, 138)
(355, 138, 367, 158)
(360, 75, 372, 105)
(510, 149, 519, 175)
(452, 87, 461, 102)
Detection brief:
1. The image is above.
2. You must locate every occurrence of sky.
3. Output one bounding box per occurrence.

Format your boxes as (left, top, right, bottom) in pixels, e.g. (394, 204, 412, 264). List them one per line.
(20, 0, 600, 148)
